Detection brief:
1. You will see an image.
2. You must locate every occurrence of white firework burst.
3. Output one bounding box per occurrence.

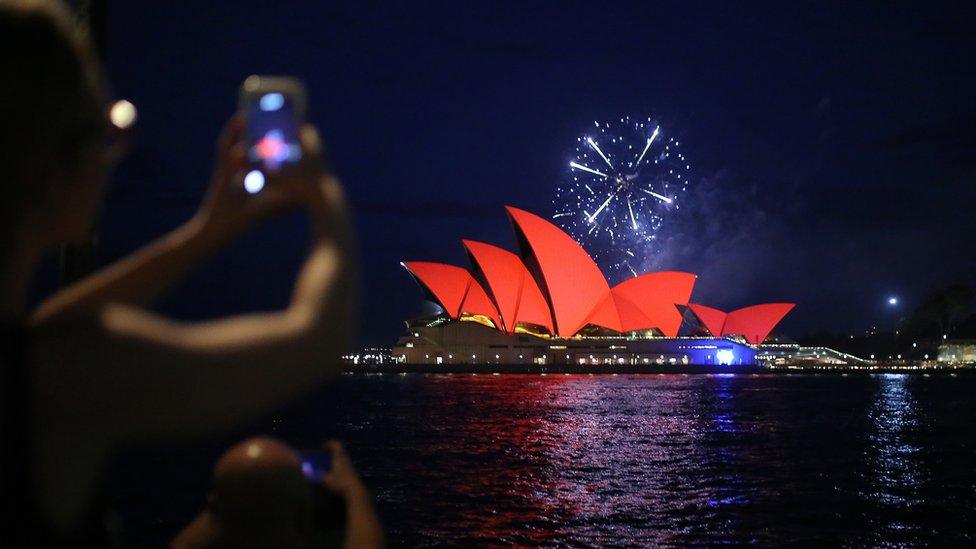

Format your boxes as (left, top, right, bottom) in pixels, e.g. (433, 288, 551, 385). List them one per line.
(553, 116, 691, 280)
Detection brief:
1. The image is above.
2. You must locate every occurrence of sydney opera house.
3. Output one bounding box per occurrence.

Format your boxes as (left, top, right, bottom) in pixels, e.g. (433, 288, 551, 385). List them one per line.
(392, 206, 794, 368)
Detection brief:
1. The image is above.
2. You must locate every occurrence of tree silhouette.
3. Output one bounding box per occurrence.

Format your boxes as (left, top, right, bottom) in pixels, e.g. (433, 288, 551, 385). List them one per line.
(907, 284, 975, 338)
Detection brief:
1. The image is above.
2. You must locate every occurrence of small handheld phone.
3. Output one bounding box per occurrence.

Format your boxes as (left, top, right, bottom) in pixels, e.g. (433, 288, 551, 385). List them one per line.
(300, 448, 332, 481)
(238, 75, 307, 192)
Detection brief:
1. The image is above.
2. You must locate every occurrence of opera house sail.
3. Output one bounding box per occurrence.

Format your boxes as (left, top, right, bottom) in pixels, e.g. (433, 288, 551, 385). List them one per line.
(394, 206, 794, 368)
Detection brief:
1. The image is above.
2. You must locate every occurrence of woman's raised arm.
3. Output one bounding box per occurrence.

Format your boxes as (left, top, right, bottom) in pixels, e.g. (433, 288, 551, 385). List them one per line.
(30, 117, 310, 327)
(31, 121, 358, 440)
(33, 172, 356, 443)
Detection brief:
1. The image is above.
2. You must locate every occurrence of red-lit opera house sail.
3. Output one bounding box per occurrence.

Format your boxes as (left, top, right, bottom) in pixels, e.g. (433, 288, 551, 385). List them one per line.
(724, 303, 795, 345)
(401, 261, 501, 328)
(462, 240, 554, 334)
(505, 206, 613, 337)
(610, 272, 697, 336)
(402, 207, 794, 342)
(585, 294, 624, 333)
(688, 302, 795, 344)
(686, 303, 727, 339)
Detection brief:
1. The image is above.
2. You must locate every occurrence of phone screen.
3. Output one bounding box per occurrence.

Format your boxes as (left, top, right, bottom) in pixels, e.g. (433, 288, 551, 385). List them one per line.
(246, 91, 302, 172)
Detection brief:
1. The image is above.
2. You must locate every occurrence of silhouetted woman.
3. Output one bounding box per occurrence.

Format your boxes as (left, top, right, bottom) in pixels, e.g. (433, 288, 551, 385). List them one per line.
(1, 1, 355, 544)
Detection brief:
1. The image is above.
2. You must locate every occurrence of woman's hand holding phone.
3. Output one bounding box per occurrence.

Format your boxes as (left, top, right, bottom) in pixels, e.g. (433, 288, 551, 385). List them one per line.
(190, 114, 340, 248)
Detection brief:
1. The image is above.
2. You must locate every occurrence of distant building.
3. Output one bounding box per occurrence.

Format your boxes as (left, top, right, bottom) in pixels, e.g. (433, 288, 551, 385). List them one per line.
(938, 340, 976, 364)
(342, 347, 392, 365)
(755, 344, 871, 366)
(394, 320, 757, 366)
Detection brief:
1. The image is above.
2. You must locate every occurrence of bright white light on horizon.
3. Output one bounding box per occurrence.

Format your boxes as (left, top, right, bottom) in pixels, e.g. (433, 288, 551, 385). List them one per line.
(888, 297, 898, 306)
(244, 169, 265, 194)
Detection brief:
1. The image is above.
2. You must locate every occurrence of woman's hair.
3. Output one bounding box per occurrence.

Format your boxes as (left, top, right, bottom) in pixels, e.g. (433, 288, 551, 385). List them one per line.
(0, 0, 103, 219)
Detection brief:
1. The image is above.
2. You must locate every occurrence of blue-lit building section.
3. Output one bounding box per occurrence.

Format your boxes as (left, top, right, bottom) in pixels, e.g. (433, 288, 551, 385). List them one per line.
(670, 340, 757, 366)
(557, 339, 758, 367)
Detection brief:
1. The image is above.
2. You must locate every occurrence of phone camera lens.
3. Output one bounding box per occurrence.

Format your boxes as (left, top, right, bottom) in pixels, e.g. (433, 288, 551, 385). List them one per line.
(244, 169, 265, 194)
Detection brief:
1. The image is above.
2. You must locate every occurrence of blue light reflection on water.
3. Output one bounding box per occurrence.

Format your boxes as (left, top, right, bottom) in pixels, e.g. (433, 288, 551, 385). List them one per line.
(112, 373, 976, 546)
(856, 373, 929, 543)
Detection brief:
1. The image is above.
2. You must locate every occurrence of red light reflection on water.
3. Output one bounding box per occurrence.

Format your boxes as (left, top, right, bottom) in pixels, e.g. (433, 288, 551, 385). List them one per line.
(322, 372, 966, 546)
(395, 374, 761, 545)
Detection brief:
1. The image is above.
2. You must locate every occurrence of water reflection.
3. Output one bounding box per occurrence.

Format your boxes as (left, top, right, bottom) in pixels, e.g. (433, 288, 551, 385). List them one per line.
(426, 374, 772, 545)
(218, 373, 976, 546)
(537, 376, 712, 545)
(701, 375, 750, 516)
(861, 374, 927, 542)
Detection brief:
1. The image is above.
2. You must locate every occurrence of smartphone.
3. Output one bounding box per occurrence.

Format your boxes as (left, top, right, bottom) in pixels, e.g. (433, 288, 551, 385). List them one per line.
(238, 75, 307, 192)
(300, 448, 332, 481)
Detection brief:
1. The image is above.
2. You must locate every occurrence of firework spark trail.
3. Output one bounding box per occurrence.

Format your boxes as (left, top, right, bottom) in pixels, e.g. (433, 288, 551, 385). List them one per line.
(586, 137, 613, 168)
(569, 162, 608, 178)
(587, 193, 616, 224)
(635, 126, 659, 166)
(641, 188, 673, 204)
(627, 196, 638, 230)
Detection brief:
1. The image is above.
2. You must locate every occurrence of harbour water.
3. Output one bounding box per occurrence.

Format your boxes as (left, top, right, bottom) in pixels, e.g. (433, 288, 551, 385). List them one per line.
(113, 373, 976, 546)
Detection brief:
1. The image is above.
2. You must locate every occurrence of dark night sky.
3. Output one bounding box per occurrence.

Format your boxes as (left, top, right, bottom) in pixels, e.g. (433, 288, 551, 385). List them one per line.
(89, 1, 976, 346)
